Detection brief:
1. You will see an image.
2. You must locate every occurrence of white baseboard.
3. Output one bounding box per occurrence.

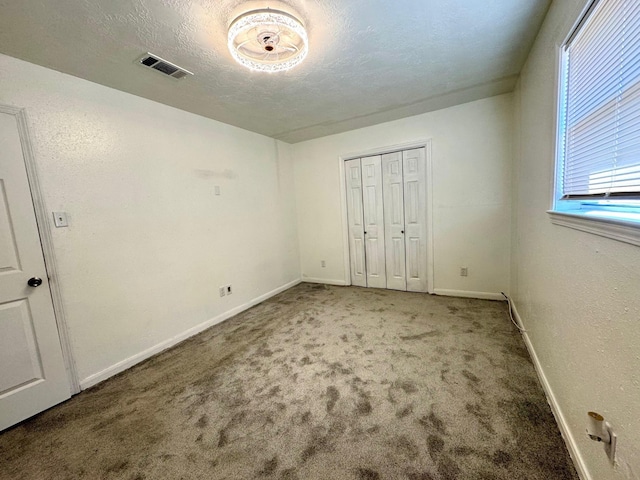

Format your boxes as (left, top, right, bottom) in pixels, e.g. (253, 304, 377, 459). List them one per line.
(79, 278, 302, 390)
(510, 301, 591, 480)
(302, 277, 348, 286)
(432, 289, 505, 301)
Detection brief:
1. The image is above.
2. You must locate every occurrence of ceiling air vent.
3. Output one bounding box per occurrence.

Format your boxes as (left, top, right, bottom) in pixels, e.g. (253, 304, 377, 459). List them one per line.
(137, 53, 193, 79)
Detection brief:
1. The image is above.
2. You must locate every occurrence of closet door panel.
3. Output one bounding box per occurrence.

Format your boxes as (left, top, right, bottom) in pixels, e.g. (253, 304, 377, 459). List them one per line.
(403, 148, 428, 292)
(361, 155, 386, 289)
(382, 152, 406, 290)
(345, 159, 367, 287)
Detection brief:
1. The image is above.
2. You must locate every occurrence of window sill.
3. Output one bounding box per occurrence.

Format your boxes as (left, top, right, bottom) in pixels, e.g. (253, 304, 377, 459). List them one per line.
(548, 210, 640, 247)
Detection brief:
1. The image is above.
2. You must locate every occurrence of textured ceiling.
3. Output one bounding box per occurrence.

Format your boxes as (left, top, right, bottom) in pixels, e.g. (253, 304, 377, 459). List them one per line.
(0, 0, 550, 143)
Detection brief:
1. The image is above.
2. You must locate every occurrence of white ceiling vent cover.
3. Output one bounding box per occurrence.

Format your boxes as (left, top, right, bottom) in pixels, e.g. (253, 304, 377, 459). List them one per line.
(137, 53, 193, 79)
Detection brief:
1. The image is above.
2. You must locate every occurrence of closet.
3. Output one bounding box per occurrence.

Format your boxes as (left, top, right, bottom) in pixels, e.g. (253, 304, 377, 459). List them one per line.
(345, 148, 428, 293)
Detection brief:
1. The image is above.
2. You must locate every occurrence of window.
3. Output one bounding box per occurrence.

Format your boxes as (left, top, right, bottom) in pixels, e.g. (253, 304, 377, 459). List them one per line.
(552, 0, 640, 243)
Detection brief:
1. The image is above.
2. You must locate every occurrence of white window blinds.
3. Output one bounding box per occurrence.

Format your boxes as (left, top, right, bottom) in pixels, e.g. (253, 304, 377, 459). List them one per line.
(562, 0, 640, 199)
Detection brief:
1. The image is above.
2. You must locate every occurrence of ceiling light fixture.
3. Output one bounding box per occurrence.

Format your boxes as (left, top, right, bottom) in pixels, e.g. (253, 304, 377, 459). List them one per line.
(227, 8, 308, 73)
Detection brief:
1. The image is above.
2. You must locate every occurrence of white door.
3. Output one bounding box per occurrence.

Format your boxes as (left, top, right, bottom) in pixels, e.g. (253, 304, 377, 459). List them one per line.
(360, 155, 386, 289)
(403, 148, 428, 293)
(0, 111, 70, 431)
(382, 152, 407, 291)
(345, 158, 367, 287)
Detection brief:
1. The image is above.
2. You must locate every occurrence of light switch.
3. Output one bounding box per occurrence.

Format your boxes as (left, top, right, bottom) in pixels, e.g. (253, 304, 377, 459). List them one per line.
(214, 185, 221, 196)
(52, 212, 68, 228)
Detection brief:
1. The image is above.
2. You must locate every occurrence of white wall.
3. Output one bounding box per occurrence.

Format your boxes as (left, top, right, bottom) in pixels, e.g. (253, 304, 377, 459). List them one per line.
(0, 53, 300, 388)
(292, 95, 513, 298)
(512, 1, 640, 478)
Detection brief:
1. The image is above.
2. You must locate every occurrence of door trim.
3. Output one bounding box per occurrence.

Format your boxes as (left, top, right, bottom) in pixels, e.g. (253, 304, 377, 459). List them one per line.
(0, 104, 80, 394)
(339, 139, 434, 293)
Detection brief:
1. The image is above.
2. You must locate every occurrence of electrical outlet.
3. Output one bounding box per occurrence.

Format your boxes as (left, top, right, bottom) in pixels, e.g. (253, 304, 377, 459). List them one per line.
(226, 284, 232, 295)
(52, 212, 69, 228)
(321, 260, 326, 268)
(460, 267, 468, 277)
(219, 287, 225, 297)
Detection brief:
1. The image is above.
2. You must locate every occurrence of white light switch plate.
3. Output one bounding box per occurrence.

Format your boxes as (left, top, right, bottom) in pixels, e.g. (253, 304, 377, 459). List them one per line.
(53, 212, 69, 228)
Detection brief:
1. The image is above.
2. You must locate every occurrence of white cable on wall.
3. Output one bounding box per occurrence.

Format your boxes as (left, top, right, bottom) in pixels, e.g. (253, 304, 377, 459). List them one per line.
(501, 292, 527, 332)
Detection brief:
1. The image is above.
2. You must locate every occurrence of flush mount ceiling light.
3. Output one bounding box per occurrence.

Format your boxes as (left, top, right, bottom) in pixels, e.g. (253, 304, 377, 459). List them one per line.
(227, 8, 308, 73)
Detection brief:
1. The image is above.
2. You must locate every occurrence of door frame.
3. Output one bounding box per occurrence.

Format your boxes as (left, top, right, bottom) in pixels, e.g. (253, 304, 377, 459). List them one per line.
(1, 104, 80, 394)
(338, 139, 434, 293)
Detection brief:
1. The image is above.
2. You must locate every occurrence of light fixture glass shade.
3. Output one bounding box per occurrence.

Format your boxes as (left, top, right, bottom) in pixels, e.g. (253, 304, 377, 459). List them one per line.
(228, 9, 308, 72)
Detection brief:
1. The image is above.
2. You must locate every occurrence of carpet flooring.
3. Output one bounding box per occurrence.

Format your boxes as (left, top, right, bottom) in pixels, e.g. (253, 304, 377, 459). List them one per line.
(0, 283, 578, 480)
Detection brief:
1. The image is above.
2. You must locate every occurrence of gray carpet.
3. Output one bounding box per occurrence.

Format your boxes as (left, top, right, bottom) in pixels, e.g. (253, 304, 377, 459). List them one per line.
(0, 283, 578, 480)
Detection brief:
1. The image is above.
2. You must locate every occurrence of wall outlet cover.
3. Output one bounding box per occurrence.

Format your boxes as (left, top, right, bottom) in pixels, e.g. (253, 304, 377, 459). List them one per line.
(52, 212, 69, 228)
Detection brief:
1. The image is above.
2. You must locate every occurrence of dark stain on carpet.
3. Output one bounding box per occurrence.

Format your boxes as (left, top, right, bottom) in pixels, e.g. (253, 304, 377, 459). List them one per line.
(394, 379, 418, 393)
(280, 468, 298, 479)
(301, 430, 332, 462)
(419, 411, 446, 435)
(452, 445, 477, 456)
(268, 385, 281, 397)
(217, 428, 228, 447)
(258, 456, 278, 476)
(466, 402, 496, 434)
(326, 386, 340, 412)
(427, 434, 444, 460)
(400, 330, 441, 340)
(356, 468, 380, 480)
(492, 449, 513, 467)
(462, 369, 480, 383)
(396, 404, 413, 418)
(191, 414, 205, 429)
(514, 398, 546, 426)
(438, 455, 461, 479)
(355, 396, 372, 415)
(503, 341, 534, 363)
(105, 459, 129, 474)
(391, 435, 419, 459)
(299, 356, 312, 366)
(328, 361, 352, 375)
(407, 472, 436, 480)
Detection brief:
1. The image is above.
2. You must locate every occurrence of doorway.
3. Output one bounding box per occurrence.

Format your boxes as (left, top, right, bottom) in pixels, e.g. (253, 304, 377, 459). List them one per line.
(343, 142, 433, 293)
(0, 106, 74, 431)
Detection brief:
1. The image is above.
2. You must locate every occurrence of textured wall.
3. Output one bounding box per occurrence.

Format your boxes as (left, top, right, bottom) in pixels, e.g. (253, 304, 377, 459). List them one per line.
(292, 95, 513, 297)
(0, 53, 300, 386)
(512, 1, 640, 478)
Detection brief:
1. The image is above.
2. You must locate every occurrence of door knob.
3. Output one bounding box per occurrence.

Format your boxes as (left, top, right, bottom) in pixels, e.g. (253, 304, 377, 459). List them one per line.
(27, 277, 43, 287)
(401, 230, 404, 234)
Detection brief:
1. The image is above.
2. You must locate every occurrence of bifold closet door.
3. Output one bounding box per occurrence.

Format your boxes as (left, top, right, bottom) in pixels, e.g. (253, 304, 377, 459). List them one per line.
(346, 149, 426, 292)
(361, 156, 387, 288)
(382, 152, 406, 291)
(345, 159, 367, 287)
(403, 148, 428, 292)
